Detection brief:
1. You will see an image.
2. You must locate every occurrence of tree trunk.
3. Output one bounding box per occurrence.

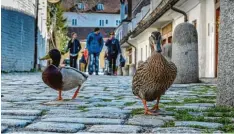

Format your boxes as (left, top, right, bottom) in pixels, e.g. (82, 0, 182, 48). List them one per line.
(217, 0, 234, 107)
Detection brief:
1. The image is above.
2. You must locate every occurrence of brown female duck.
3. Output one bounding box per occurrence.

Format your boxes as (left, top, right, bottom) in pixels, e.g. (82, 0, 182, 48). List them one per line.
(42, 49, 88, 100)
(132, 31, 177, 115)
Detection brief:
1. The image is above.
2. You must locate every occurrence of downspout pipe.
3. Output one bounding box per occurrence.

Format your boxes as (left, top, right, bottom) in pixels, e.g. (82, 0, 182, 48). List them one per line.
(171, 6, 188, 22)
(34, 0, 39, 69)
(126, 41, 137, 65)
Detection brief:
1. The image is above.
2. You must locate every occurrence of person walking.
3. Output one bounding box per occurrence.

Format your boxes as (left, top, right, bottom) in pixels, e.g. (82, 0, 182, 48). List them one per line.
(79, 51, 86, 72)
(66, 32, 81, 69)
(105, 32, 121, 75)
(86, 28, 104, 75)
(83, 49, 88, 72)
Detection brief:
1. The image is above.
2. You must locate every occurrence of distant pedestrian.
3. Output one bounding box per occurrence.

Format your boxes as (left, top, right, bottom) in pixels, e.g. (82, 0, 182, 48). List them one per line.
(83, 49, 88, 71)
(66, 32, 81, 69)
(79, 51, 86, 72)
(105, 32, 121, 75)
(86, 28, 104, 75)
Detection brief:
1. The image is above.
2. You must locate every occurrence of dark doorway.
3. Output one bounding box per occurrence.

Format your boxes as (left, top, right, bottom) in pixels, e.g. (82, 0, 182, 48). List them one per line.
(215, 1, 220, 77)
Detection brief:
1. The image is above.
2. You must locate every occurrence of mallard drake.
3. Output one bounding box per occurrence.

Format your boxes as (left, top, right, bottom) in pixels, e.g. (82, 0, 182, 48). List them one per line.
(42, 49, 88, 100)
(132, 31, 177, 115)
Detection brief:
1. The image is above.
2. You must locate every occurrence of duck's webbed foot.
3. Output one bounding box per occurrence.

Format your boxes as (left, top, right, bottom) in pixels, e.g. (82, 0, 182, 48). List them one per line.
(151, 104, 159, 111)
(151, 96, 161, 112)
(57, 90, 63, 101)
(142, 99, 158, 116)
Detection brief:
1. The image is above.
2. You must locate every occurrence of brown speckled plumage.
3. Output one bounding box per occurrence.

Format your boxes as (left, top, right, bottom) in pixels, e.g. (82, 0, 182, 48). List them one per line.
(132, 52, 177, 101)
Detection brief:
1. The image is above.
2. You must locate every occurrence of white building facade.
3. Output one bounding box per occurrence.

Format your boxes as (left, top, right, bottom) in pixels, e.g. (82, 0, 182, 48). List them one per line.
(64, 12, 121, 28)
(116, 0, 220, 79)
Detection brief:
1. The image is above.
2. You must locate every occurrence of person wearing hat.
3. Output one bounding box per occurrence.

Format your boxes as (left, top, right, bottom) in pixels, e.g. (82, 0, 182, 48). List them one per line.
(105, 32, 122, 75)
(86, 27, 104, 75)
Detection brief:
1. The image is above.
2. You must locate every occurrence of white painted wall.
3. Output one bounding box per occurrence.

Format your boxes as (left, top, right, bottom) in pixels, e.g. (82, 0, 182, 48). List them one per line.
(63, 12, 121, 27)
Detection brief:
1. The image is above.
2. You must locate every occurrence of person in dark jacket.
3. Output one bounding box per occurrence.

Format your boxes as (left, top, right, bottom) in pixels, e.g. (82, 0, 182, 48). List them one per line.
(105, 32, 121, 75)
(86, 28, 104, 75)
(66, 32, 81, 69)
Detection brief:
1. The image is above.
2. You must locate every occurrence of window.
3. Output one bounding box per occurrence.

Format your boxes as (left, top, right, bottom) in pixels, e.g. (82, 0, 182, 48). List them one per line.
(116, 20, 121, 26)
(77, 3, 85, 10)
(106, 20, 108, 24)
(99, 20, 104, 26)
(97, 3, 104, 10)
(72, 19, 77, 26)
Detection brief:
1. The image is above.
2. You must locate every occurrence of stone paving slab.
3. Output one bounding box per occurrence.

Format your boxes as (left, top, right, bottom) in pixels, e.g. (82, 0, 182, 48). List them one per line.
(152, 127, 202, 133)
(42, 117, 124, 125)
(1, 115, 37, 121)
(127, 115, 166, 127)
(165, 105, 209, 110)
(175, 121, 223, 129)
(75, 132, 117, 134)
(1, 110, 42, 116)
(25, 122, 85, 133)
(12, 132, 62, 134)
(88, 125, 143, 133)
(1, 119, 32, 127)
(52, 111, 127, 119)
(86, 107, 131, 113)
(1, 126, 8, 133)
(184, 103, 215, 107)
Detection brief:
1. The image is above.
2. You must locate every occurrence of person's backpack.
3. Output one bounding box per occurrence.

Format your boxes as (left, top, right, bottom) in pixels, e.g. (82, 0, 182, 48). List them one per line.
(111, 39, 118, 54)
(119, 55, 126, 67)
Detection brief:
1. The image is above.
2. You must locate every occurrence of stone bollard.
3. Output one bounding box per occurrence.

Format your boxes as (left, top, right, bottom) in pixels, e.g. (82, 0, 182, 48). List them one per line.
(122, 65, 129, 76)
(117, 66, 123, 76)
(172, 22, 199, 84)
(129, 64, 136, 76)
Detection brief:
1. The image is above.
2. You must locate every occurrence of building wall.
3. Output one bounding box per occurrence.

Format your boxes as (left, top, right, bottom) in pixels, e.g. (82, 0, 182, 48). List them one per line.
(1, 0, 36, 72)
(64, 12, 121, 28)
(1, 0, 48, 71)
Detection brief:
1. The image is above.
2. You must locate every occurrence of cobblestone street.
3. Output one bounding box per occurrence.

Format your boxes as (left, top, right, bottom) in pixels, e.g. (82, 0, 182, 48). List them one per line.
(1, 73, 233, 133)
